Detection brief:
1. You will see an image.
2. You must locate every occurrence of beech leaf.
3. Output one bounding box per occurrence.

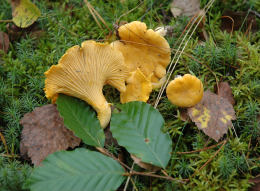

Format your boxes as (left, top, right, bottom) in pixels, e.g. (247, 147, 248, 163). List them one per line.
(111, 101, 172, 169)
(20, 104, 81, 166)
(187, 90, 236, 142)
(56, 94, 105, 148)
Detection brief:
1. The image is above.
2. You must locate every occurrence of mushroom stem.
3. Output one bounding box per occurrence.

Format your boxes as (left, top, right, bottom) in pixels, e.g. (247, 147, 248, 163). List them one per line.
(94, 102, 111, 129)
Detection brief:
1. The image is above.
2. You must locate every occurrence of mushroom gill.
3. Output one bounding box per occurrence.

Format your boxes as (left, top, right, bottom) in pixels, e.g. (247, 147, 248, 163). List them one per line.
(44, 40, 129, 128)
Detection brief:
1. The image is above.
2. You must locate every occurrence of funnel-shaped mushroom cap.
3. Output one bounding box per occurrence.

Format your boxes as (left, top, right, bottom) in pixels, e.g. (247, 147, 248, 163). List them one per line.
(45, 40, 129, 128)
(120, 68, 152, 103)
(166, 74, 203, 107)
(111, 21, 171, 83)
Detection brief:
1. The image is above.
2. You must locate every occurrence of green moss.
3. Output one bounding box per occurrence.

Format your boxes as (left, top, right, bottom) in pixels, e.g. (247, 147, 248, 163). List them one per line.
(0, 0, 259, 190)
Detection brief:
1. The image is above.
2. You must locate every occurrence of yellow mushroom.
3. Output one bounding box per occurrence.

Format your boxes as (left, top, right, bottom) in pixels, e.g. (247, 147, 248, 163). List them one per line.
(111, 21, 171, 83)
(44, 40, 129, 128)
(166, 74, 203, 107)
(120, 68, 152, 103)
(110, 21, 171, 103)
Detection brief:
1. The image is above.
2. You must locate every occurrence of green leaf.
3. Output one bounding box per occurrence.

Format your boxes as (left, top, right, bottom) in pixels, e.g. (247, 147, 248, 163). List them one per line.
(11, 0, 41, 28)
(57, 94, 105, 147)
(110, 101, 172, 168)
(28, 148, 125, 191)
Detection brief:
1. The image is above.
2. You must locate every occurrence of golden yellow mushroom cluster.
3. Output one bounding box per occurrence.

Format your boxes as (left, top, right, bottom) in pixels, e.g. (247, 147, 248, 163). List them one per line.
(44, 21, 203, 129)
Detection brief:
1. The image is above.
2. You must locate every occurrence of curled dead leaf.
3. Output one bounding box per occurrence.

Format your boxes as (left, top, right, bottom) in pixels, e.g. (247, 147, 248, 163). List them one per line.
(20, 104, 81, 166)
(187, 90, 236, 142)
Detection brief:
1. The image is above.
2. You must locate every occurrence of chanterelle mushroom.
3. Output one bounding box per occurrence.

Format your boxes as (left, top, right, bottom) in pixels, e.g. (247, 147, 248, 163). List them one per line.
(120, 68, 152, 103)
(166, 74, 203, 107)
(44, 40, 129, 128)
(111, 21, 171, 83)
(111, 21, 171, 103)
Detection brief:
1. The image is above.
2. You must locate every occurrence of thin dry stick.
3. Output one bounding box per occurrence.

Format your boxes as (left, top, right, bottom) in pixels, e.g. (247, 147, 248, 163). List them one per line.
(0, 153, 19, 158)
(84, 0, 103, 30)
(84, 0, 111, 33)
(0, 19, 13, 23)
(130, 178, 138, 191)
(123, 171, 186, 183)
(123, 163, 135, 191)
(154, 0, 216, 108)
(190, 139, 227, 178)
(176, 140, 226, 155)
(0, 131, 9, 155)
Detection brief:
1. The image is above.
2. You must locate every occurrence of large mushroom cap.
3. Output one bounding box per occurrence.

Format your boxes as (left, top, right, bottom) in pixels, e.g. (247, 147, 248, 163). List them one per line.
(44, 40, 129, 128)
(120, 68, 152, 103)
(166, 74, 203, 107)
(111, 21, 171, 83)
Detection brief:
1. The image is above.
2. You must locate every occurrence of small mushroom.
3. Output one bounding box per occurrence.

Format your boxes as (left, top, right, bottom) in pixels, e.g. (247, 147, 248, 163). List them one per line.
(44, 40, 129, 128)
(120, 68, 152, 103)
(166, 74, 203, 107)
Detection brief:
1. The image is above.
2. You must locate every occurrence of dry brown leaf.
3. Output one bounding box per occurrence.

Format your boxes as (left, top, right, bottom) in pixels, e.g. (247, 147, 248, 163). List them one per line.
(216, 82, 235, 106)
(187, 90, 236, 142)
(0, 32, 9, 54)
(20, 104, 81, 166)
(171, 0, 200, 18)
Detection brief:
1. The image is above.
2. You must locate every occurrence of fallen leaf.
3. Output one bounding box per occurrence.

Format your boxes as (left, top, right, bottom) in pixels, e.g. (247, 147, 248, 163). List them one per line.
(0, 32, 10, 54)
(20, 104, 81, 166)
(11, 0, 41, 28)
(171, 0, 200, 18)
(187, 90, 236, 142)
(216, 82, 235, 106)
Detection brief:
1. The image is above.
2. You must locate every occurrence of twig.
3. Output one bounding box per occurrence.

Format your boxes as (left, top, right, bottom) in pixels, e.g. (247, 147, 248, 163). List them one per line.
(190, 139, 227, 178)
(84, 0, 111, 33)
(123, 163, 135, 191)
(123, 171, 186, 183)
(0, 19, 12, 23)
(0, 153, 19, 158)
(130, 177, 138, 191)
(176, 140, 226, 155)
(0, 131, 9, 155)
